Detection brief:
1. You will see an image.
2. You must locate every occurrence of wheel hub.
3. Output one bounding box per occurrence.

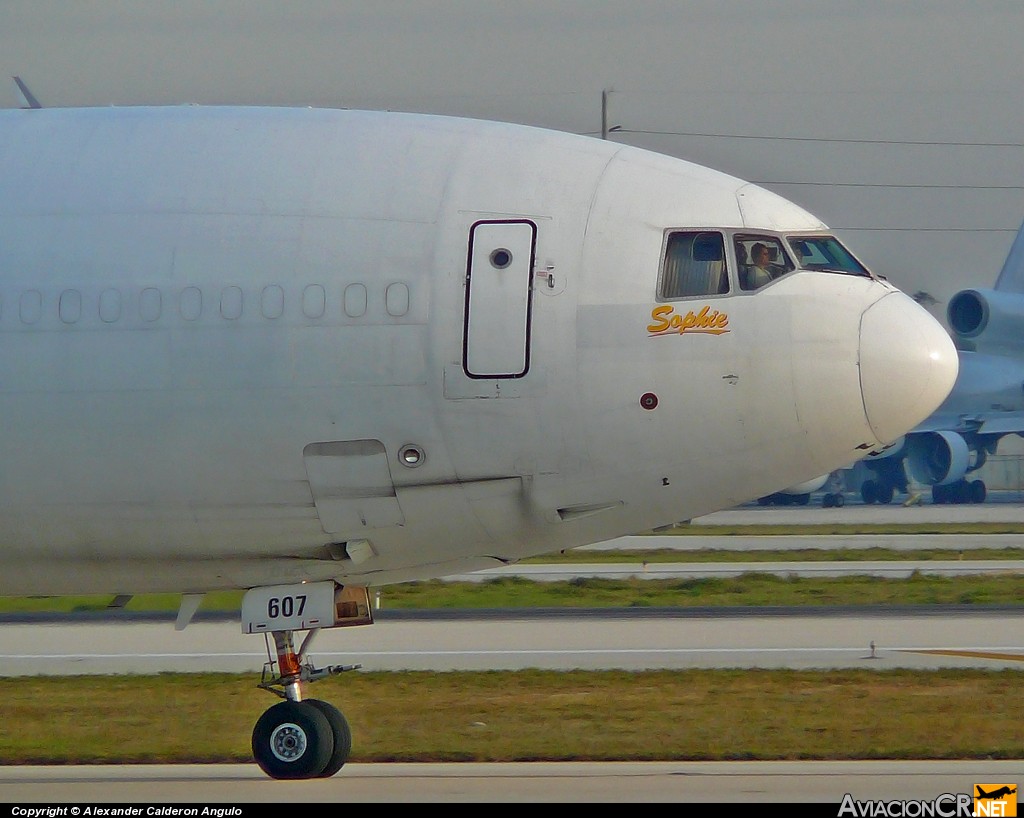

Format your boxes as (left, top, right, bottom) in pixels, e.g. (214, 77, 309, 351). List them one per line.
(269, 722, 307, 762)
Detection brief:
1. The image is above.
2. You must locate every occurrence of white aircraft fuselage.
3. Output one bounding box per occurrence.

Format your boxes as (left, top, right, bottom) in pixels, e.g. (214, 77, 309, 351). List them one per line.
(0, 105, 957, 595)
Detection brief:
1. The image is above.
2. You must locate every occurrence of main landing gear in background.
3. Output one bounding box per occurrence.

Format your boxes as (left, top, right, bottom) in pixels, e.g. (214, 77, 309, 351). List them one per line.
(242, 582, 373, 779)
(860, 477, 987, 505)
(859, 479, 895, 505)
(931, 479, 987, 505)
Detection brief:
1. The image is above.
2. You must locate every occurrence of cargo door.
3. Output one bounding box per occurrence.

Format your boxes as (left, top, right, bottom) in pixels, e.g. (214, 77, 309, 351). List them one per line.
(463, 219, 536, 378)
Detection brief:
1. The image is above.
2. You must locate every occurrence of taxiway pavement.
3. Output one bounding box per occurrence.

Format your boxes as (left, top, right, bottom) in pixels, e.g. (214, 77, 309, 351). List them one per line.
(2, 761, 1020, 803)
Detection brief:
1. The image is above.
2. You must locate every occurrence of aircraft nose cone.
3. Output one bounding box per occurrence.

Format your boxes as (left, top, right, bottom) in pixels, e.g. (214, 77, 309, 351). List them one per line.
(859, 292, 959, 444)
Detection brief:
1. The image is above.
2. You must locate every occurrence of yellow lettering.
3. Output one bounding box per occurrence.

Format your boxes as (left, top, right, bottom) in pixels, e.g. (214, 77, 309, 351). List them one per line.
(648, 304, 730, 336)
(647, 305, 673, 333)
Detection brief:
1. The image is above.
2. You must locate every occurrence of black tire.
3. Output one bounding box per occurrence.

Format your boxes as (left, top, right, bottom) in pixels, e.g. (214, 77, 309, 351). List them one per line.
(970, 480, 987, 504)
(834, 493, 844, 507)
(861, 480, 877, 505)
(959, 480, 974, 504)
(305, 699, 353, 777)
(876, 483, 894, 505)
(822, 494, 834, 508)
(252, 700, 334, 780)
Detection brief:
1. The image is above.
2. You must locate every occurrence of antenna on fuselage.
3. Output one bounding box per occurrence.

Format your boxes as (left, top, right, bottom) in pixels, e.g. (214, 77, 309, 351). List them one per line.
(601, 88, 622, 139)
(12, 76, 42, 109)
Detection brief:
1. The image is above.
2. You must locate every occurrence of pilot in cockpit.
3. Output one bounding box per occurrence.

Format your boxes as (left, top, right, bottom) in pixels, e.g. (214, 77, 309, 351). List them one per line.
(744, 242, 774, 290)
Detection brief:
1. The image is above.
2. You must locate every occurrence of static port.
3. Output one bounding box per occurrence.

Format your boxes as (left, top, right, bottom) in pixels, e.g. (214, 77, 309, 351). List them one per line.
(398, 444, 425, 467)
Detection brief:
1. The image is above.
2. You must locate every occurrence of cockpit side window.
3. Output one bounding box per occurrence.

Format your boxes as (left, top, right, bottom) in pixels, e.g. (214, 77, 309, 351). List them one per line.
(658, 231, 729, 300)
(734, 234, 794, 291)
(787, 235, 870, 276)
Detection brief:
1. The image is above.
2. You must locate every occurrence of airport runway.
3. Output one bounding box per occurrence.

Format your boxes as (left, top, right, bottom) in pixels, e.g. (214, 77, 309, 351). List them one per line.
(447, 559, 1024, 580)
(2, 760, 1021, 803)
(578, 497, 1024, 552)
(689, 499, 1024, 526)
(586, 533, 1024, 552)
(1, 607, 1020, 674)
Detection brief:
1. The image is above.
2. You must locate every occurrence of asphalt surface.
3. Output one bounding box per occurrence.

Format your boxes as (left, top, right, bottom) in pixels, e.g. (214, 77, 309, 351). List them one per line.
(3, 761, 1021, 804)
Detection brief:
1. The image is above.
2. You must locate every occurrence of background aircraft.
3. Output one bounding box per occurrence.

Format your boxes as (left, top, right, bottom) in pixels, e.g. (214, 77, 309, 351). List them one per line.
(856, 216, 1024, 504)
(755, 474, 832, 507)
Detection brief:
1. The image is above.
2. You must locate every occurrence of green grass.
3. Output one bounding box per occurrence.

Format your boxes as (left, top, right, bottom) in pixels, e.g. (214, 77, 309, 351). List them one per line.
(4, 573, 1023, 613)
(0, 669, 1019, 763)
(4, 555, 1022, 613)
(376, 573, 1024, 608)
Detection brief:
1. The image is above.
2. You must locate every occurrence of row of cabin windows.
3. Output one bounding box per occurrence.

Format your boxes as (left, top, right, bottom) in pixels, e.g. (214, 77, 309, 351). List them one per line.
(659, 231, 796, 299)
(0, 283, 413, 326)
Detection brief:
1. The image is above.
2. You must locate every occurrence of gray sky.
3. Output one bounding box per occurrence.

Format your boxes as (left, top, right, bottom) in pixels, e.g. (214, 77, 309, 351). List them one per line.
(3, 0, 1023, 320)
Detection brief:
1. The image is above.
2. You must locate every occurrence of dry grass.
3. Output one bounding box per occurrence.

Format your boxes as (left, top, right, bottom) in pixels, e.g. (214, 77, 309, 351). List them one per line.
(0, 669, 1020, 763)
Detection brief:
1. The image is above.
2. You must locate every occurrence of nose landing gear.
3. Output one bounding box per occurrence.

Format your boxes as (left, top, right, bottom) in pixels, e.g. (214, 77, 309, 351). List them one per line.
(251, 628, 359, 779)
(242, 582, 372, 779)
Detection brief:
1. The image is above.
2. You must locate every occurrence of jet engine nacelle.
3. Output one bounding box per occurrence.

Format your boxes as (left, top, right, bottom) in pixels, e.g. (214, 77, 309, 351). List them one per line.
(756, 472, 830, 506)
(780, 475, 829, 495)
(905, 430, 970, 486)
(948, 288, 1024, 353)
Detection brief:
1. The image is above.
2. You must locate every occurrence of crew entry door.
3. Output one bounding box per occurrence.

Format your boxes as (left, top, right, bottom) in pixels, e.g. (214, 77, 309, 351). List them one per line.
(463, 219, 536, 379)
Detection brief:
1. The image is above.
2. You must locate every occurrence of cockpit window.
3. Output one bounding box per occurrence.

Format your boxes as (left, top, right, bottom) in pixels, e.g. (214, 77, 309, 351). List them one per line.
(659, 231, 729, 299)
(787, 235, 870, 276)
(734, 234, 794, 291)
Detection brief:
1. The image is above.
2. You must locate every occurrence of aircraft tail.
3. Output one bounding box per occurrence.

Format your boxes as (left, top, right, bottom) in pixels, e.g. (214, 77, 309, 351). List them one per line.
(12, 76, 41, 109)
(994, 215, 1024, 292)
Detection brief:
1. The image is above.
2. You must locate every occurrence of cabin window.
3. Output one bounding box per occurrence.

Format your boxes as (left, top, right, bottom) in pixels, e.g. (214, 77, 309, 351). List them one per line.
(59, 289, 82, 324)
(734, 234, 794, 291)
(385, 282, 410, 317)
(99, 289, 121, 323)
(303, 284, 326, 318)
(343, 283, 367, 318)
(659, 231, 728, 299)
